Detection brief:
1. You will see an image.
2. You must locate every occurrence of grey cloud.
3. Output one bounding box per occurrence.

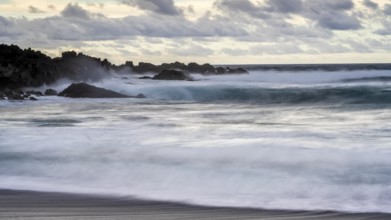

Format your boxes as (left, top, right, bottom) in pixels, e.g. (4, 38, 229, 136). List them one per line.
(29, 6, 46, 13)
(316, 11, 361, 30)
(0, 4, 248, 43)
(61, 4, 90, 19)
(216, 0, 361, 31)
(121, 0, 182, 16)
(323, 0, 354, 11)
(305, 0, 360, 30)
(363, 0, 378, 9)
(384, 4, 391, 15)
(265, 0, 303, 13)
(216, 0, 257, 12)
(214, 0, 269, 19)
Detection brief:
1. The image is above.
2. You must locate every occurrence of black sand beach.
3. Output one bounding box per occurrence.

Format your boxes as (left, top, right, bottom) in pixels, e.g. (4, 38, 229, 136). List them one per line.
(0, 190, 390, 220)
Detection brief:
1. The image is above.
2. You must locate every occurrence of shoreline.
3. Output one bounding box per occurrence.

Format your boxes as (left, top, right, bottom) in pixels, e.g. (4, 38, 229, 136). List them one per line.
(0, 189, 390, 220)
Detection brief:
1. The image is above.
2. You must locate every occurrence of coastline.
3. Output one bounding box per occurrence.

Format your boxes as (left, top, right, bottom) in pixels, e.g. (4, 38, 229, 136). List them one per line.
(1, 189, 390, 220)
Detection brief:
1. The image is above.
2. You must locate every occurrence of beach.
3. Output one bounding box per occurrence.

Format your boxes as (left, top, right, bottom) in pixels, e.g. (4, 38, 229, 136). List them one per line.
(1, 189, 391, 220)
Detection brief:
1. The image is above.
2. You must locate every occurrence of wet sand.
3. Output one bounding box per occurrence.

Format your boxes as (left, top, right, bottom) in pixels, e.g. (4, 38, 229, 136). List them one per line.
(0, 189, 390, 220)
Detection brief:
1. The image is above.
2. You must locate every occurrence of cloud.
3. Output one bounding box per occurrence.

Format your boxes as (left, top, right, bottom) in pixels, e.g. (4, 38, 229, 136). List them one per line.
(316, 11, 361, 30)
(166, 43, 214, 56)
(0, 1, 389, 64)
(214, 0, 269, 19)
(29, 6, 46, 14)
(322, 0, 354, 11)
(384, 4, 391, 15)
(121, 0, 182, 16)
(216, 0, 361, 31)
(265, 0, 303, 13)
(363, 0, 378, 9)
(305, 0, 361, 30)
(61, 3, 90, 19)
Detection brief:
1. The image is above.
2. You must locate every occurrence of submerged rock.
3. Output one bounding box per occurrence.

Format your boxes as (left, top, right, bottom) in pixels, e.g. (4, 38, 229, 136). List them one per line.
(59, 83, 130, 98)
(153, 69, 193, 81)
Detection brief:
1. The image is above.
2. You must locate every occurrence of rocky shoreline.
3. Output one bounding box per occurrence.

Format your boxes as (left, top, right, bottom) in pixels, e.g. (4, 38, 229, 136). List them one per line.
(0, 44, 248, 100)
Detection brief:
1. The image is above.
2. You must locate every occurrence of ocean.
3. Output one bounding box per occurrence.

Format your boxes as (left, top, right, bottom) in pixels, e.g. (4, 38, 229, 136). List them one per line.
(1, 68, 391, 214)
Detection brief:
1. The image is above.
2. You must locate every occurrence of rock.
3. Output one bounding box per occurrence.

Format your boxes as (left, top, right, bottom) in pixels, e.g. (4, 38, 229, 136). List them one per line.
(58, 82, 130, 98)
(136, 93, 146, 98)
(10, 93, 24, 100)
(30, 96, 38, 101)
(153, 69, 193, 81)
(44, 89, 58, 96)
(0, 91, 4, 99)
(216, 67, 226, 74)
(134, 62, 157, 73)
(15, 89, 24, 95)
(26, 90, 44, 96)
(3, 89, 13, 97)
(138, 76, 152, 79)
(228, 67, 248, 74)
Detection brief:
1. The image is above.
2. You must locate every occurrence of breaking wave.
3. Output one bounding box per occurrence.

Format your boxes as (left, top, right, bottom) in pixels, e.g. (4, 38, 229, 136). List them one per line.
(132, 85, 391, 104)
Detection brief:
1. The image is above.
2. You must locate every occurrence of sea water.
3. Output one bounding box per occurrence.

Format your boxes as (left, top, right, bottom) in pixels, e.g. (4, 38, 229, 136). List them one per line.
(1, 69, 391, 213)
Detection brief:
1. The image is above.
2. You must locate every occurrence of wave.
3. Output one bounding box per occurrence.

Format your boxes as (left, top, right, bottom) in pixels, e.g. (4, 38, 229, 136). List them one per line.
(127, 85, 391, 105)
(35, 70, 391, 106)
(341, 76, 391, 83)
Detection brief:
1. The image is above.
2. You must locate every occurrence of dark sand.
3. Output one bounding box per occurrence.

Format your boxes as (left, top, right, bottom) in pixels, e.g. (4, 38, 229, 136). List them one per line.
(0, 189, 390, 220)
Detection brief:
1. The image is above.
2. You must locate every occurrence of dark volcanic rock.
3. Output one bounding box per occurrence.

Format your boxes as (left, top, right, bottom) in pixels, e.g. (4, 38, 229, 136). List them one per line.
(44, 89, 58, 96)
(227, 67, 248, 74)
(10, 93, 24, 100)
(26, 90, 44, 96)
(58, 83, 130, 98)
(30, 96, 38, 101)
(0, 44, 60, 88)
(0, 44, 251, 90)
(139, 76, 152, 79)
(153, 70, 193, 81)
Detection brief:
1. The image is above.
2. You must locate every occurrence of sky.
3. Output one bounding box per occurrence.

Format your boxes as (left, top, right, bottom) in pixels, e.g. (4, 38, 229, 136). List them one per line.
(0, 0, 390, 65)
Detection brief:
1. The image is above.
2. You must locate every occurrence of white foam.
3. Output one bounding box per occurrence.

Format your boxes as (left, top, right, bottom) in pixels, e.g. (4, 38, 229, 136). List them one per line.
(1, 96, 391, 213)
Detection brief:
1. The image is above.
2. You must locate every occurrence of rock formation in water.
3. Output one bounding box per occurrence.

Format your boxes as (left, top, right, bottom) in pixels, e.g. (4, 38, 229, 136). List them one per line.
(58, 83, 130, 98)
(152, 69, 193, 81)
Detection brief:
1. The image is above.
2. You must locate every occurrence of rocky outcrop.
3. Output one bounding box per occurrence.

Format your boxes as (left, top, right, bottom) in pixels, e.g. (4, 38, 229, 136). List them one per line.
(0, 44, 250, 90)
(0, 44, 113, 89)
(44, 89, 58, 96)
(0, 45, 60, 88)
(131, 61, 247, 75)
(58, 82, 144, 98)
(0, 88, 41, 101)
(152, 70, 193, 81)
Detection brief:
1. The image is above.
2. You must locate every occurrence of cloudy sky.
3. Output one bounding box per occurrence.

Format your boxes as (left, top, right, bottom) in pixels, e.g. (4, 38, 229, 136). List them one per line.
(0, 0, 390, 64)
